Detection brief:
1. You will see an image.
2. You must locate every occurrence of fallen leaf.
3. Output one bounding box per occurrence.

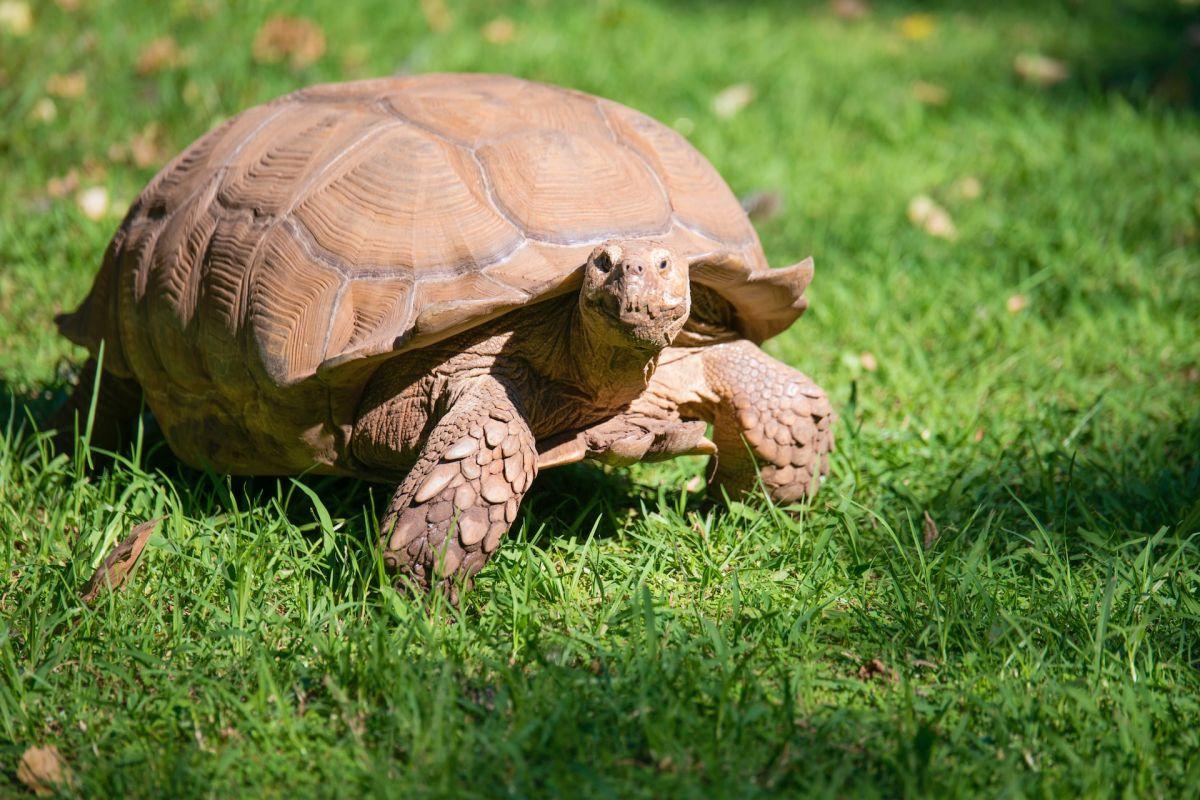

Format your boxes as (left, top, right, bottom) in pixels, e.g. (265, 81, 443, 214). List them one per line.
(0, 0, 32, 36)
(911, 658, 938, 670)
(17, 746, 75, 797)
(76, 186, 109, 220)
(859, 351, 878, 372)
(973, 426, 986, 442)
(830, 0, 870, 21)
(1014, 53, 1069, 87)
(907, 194, 957, 240)
(898, 13, 936, 41)
(857, 657, 897, 683)
(81, 517, 162, 603)
(952, 175, 982, 200)
(1006, 293, 1028, 314)
(136, 35, 185, 75)
(483, 16, 517, 44)
(252, 16, 325, 69)
(46, 169, 79, 198)
(419, 0, 453, 32)
(29, 96, 56, 123)
(740, 189, 783, 222)
(46, 71, 86, 98)
(922, 510, 939, 549)
(911, 80, 949, 106)
(712, 83, 755, 119)
(129, 123, 167, 168)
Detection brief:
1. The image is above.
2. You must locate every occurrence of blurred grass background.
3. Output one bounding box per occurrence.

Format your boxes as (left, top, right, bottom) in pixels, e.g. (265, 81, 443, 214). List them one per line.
(2, 0, 1199, 796)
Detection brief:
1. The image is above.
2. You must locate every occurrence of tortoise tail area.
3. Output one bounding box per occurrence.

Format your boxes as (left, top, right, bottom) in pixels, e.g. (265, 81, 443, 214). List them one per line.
(56, 237, 134, 378)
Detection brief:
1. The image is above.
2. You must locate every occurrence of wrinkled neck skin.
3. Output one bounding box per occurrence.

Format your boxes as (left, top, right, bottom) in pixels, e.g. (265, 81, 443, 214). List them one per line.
(517, 299, 661, 426)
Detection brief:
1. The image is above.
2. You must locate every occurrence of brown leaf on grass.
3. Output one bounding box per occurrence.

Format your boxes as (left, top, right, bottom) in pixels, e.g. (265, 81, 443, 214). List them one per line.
(740, 189, 783, 222)
(129, 123, 168, 168)
(859, 351, 878, 372)
(46, 71, 86, 98)
(419, 0, 453, 32)
(80, 517, 162, 604)
(829, 0, 870, 21)
(1006, 293, 1028, 314)
(712, 83, 756, 119)
(75, 186, 109, 220)
(29, 96, 57, 123)
(857, 657, 897, 683)
(951, 175, 982, 200)
(46, 169, 79, 198)
(136, 35, 186, 75)
(907, 195, 957, 240)
(898, 13, 936, 41)
(911, 80, 949, 106)
(252, 16, 325, 69)
(483, 17, 517, 44)
(0, 1, 32, 36)
(1014, 53, 1069, 87)
(17, 746, 75, 797)
(922, 510, 939, 549)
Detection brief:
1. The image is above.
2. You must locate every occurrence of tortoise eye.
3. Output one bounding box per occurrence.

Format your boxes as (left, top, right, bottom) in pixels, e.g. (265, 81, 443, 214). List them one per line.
(658, 259, 669, 271)
(594, 251, 612, 272)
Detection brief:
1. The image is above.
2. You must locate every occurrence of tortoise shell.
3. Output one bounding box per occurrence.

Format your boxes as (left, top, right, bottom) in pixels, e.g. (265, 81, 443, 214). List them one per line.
(58, 73, 813, 474)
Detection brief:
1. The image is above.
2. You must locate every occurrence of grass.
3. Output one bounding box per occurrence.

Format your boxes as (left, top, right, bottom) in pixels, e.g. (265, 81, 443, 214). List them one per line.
(2, 0, 1199, 796)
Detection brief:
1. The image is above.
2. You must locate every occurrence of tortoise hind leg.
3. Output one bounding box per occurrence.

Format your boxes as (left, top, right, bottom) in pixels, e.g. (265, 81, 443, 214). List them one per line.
(47, 358, 143, 457)
(378, 375, 538, 601)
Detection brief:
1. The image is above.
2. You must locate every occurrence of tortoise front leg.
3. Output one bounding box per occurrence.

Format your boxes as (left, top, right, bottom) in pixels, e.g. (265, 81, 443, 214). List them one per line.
(379, 375, 537, 599)
(649, 341, 835, 503)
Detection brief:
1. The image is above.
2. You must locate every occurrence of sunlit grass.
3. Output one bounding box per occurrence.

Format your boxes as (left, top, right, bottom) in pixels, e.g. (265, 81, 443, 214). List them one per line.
(2, 0, 1198, 796)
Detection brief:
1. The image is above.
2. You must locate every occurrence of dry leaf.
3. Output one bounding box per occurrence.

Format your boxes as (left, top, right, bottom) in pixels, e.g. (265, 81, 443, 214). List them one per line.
(740, 189, 783, 222)
(129, 123, 167, 168)
(136, 35, 185, 75)
(46, 169, 79, 198)
(907, 194, 957, 240)
(859, 351, 878, 372)
(483, 17, 516, 44)
(1006, 293, 1028, 314)
(857, 657, 897, 683)
(17, 746, 75, 797)
(830, 0, 870, 21)
(81, 517, 162, 603)
(911, 80, 949, 106)
(46, 71, 86, 98)
(922, 510, 939, 549)
(952, 175, 982, 200)
(252, 16, 325, 69)
(29, 96, 56, 123)
(1014, 53, 1069, 87)
(0, 1, 32, 36)
(76, 186, 109, 220)
(713, 83, 755, 119)
(420, 0, 453, 32)
(973, 426, 986, 443)
(898, 13, 936, 41)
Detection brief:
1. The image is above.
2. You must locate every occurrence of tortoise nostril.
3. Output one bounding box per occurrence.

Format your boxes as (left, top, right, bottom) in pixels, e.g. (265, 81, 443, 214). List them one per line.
(625, 261, 643, 276)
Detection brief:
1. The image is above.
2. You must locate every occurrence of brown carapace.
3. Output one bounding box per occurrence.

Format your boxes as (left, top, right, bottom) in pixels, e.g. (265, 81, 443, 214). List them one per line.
(55, 73, 834, 598)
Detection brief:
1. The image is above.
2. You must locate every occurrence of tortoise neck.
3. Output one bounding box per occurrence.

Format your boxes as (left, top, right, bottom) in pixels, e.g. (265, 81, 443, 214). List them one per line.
(525, 298, 660, 403)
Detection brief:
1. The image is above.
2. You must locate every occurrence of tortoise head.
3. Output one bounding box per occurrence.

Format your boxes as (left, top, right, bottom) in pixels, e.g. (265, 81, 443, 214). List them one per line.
(579, 241, 691, 350)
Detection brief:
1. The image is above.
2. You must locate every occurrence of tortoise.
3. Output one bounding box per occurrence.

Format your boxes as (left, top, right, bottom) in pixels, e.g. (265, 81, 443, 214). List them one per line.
(54, 73, 834, 596)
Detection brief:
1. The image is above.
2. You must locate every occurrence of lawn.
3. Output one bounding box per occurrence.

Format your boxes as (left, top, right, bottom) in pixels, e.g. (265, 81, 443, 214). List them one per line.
(2, 0, 1199, 796)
